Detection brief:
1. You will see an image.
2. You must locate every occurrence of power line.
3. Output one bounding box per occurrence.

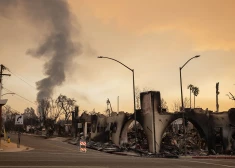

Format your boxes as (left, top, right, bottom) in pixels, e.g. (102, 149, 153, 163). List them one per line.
(3, 105, 22, 114)
(3, 87, 37, 105)
(5, 67, 37, 90)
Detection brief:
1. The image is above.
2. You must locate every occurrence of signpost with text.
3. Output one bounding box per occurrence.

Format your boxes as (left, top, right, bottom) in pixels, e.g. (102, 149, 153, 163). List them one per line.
(15, 115, 23, 148)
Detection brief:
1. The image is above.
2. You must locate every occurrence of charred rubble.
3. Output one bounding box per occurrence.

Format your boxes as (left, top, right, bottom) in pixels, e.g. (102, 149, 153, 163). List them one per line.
(160, 120, 208, 156)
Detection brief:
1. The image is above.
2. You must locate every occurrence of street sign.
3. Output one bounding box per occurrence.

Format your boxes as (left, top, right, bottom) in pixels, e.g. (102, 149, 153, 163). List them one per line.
(15, 115, 23, 125)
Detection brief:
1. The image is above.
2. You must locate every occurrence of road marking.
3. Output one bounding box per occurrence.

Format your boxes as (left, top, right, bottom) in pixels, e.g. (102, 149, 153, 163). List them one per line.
(0, 166, 109, 168)
(175, 159, 235, 168)
(0, 160, 77, 162)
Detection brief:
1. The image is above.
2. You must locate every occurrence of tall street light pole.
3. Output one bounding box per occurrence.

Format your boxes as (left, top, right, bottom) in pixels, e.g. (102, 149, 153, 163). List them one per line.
(1, 93, 15, 97)
(97, 56, 137, 147)
(180, 55, 200, 156)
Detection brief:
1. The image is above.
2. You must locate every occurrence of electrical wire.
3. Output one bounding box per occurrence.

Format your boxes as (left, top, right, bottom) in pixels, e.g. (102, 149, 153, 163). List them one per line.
(3, 105, 22, 114)
(5, 67, 37, 90)
(3, 87, 37, 105)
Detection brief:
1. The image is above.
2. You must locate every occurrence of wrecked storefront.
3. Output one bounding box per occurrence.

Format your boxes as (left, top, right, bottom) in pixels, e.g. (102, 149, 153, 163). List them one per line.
(76, 91, 235, 156)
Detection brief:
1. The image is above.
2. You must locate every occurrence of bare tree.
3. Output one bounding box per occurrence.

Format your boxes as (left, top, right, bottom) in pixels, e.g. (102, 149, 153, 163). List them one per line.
(3, 105, 20, 131)
(24, 107, 37, 118)
(56, 94, 76, 124)
(227, 92, 235, 101)
(161, 98, 169, 112)
(171, 97, 190, 112)
(49, 98, 63, 122)
(89, 109, 97, 115)
(2, 105, 12, 122)
(23, 107, 38, 126)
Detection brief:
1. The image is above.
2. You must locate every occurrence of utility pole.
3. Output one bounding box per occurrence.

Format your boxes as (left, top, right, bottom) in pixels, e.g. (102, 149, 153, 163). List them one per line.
(98, 56, 137, 148)
(216, 82, 220, 112)
(0, 64, 11, 150)
(179, 55, 200, 156)
(117, 96, 119, 113)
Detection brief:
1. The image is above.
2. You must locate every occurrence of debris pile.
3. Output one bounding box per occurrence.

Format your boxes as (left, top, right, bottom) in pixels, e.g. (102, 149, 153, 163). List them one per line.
(160, 124, 208, 156)
(71, 120, 207, 158)
(87, 141, 121, 153)
(124, 130, 149, 153)
(86, 128, 149, 156)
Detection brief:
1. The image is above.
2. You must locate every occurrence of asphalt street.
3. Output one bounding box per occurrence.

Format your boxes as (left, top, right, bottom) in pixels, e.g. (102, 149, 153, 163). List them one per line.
(0, 134, 235, 168)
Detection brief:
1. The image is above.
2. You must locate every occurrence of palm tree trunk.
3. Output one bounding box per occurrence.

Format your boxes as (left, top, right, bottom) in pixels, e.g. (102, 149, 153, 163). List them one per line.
(194, 95, 195, 109)
(190, 89, 191, 109)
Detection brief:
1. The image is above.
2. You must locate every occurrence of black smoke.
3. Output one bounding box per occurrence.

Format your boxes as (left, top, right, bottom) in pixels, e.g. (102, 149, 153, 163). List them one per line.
(0, 0, 82, 101)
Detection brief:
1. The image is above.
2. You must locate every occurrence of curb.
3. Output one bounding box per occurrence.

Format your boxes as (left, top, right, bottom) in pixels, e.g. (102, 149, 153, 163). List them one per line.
(192, 156, 235, 159)
(111, 152, 140, 157)
(179, 156, 193, 159)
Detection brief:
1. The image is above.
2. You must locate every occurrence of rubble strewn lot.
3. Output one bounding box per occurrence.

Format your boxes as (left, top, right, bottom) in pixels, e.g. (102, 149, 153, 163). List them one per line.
(160, 122, 208, 156)
(84, 121, 208, 158)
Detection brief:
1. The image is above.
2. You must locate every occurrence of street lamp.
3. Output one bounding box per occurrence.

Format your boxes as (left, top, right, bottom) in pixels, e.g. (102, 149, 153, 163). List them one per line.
(180, 55, 200, 156)
(1, 93, 15, 97)
(97, 56, 137, 147)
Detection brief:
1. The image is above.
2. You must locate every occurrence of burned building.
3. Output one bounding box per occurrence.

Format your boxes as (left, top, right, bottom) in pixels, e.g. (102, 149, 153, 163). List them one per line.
(78, 91, 235, 155)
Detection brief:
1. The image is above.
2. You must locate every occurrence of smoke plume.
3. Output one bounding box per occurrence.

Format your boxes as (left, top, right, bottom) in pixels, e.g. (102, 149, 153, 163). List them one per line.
(0, 0, 81, 101)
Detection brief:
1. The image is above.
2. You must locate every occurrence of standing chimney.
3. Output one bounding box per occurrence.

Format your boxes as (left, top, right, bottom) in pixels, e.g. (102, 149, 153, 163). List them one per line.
(216, 82, 220, 112)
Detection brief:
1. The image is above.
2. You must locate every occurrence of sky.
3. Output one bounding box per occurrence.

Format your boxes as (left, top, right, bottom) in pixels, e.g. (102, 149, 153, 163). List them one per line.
(0, 0, 234, 114)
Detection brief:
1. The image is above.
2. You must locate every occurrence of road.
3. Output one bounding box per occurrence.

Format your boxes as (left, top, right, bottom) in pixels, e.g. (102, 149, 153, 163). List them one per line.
(0, 134, 235, 168)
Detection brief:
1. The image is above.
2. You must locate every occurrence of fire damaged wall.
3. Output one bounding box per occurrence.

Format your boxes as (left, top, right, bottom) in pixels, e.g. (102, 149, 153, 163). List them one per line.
(140, 91, 235, 154)
(208, 109, 235, 154)
(90, 115, 107, 142)
(90, 112, 134, 146)
(83, 91, 235, 155)
(106, 112, 127, 145)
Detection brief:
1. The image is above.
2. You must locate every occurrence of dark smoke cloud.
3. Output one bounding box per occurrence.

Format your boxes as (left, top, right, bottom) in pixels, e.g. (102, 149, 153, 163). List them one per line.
(0, 0, 82, 101)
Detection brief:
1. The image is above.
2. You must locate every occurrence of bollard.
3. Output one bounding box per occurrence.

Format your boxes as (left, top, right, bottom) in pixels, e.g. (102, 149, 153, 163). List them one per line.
(7, 136, 10, 143)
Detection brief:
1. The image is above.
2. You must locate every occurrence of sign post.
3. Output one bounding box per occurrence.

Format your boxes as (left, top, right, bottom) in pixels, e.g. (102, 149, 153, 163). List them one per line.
(15, 115, 23, 125)
(15, 115, 23, 148)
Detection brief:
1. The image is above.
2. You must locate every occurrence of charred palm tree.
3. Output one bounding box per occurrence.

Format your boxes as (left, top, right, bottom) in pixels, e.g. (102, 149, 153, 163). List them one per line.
(187, 84, 194, 109)
(192, 86, 199, 108)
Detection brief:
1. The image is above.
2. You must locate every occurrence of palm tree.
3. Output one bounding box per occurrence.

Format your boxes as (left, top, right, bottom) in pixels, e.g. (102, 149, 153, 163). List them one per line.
(187, 84, 194, 109)
(192, 86, 199, 108)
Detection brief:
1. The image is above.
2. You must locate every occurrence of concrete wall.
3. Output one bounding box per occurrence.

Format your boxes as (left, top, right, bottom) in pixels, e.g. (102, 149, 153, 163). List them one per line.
(209, 112, 232, 153)
(106, 112, 127, 145)
(140, 91, 158, 153)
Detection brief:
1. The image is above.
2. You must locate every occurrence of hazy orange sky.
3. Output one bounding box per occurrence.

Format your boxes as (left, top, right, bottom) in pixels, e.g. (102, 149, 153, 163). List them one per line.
(0, 0, 234, 114)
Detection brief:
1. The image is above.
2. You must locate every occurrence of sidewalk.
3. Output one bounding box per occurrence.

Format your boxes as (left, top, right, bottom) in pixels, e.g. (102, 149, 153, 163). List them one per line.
(0, 140, 33, 152)
(22, 132, 43, 137)
(192, 155, 235, 159)
(179, 155, 235, 159)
